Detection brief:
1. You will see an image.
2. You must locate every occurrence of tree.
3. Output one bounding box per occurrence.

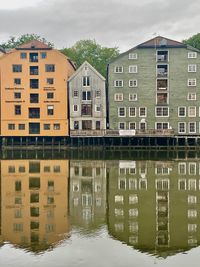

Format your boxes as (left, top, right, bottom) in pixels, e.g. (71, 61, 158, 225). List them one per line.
(61, 40, 119, 77)
(182, 33, 200, 50)
(0, 34, 54, 49)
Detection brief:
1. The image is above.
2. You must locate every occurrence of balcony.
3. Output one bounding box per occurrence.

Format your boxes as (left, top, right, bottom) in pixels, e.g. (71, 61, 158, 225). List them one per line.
(157, 65, 168, 78)
(157, 51, 168, 62)
(157, 79, 168, 90)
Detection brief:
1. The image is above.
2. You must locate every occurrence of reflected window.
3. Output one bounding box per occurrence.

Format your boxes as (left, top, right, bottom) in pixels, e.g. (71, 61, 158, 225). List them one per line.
(129, 222, 138, 232)
(115, 195, 124, 204)
(29, 177, 40, 189)
(31, 221, 39, 229)
(96, 167, 101, 176)
(129, 179, 137, 190)
(188, 195, 197, 204)
(95, 183, 101, 192)
(129, 208, 138, 217)
(19, 166, 25, 173)
(115, 208, 124, 216)
(82, 208, 92, 221)
(129, 236, 138, 245)
(73, 198, 79, 206)
(82, 194, 92, 206)
(82, 167, 92, 177)
(129, 194, 138, 204)
(118, 178, 126, 190)
(46, 224, 55, 233)
(189, 163, 196, 175)
(53, 165, 60, 173)
(14, 209, 22, 218)
(73, 182, 79, 192)
(48, 181, 54, 191)
(156, 179, 169, 190)
(178, 163, 186, 175)
(139, 179, 147, 190)
(188, 179, 196, 191)
(74, 166, 79, 175)
(114, 223, 124, 232)
(47, 209, 54, 218)
(188, 238, 197, 246)
(30, 207, 39, 217)
(47, 196, 54, 204)
(31, 233, 39, 243)
(188, 223, 197, 232)
(8, 166, 15, 173)
(15, 181, 21, 191)
(129, 168, 136, 175)
(13, 223, 23, 232)
(96, 198, 102, 207)
(30, 193, 39, 203)
(15, 197, 22, 204)
(178, 179, 186, 190)
(44, 166, 50, 172)
(29, 161, 40, 173)
(188, 209, 197, 218)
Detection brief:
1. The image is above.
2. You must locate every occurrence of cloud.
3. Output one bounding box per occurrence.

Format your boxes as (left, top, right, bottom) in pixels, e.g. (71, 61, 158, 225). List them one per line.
(0, 0, 200, 51)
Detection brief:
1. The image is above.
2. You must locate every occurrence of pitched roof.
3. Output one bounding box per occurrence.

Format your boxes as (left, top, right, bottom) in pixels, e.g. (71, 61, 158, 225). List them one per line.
(16, 39, 52, 50)
(137, 36, 186, 48)
(68, 61, 105, 82)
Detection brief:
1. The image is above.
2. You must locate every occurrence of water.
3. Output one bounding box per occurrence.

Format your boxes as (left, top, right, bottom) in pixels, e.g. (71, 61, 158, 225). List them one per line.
(0, 150, 200, 267)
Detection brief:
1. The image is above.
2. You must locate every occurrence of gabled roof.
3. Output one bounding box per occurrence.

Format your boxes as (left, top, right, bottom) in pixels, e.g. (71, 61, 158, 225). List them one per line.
(68, 61, 105, 82)
(137, 36, 186, 48)
(16, 39, 52, 50)
(109, 36, 200, 64)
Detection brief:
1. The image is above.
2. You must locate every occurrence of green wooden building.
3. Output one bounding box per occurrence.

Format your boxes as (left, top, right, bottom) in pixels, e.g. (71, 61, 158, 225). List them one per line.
(107, 36, 200, 136)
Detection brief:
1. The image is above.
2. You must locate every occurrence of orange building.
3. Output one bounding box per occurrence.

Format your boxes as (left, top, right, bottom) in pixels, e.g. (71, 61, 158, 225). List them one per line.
(0, 40, 75, 136)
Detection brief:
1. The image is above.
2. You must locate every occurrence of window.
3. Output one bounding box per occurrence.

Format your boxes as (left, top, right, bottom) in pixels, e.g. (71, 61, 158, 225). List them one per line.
(47, 105, 54, 115)
(114, 80, 123, 87)
(114, 66, 123, 73)
(29, 177, 40, 188)
(29, 108, 40, 118)
(83, 76, 90, 86)
(8, 166, 15, 173)
(156, 122, 169, 130)
(188, 195, 197, 204)
(157, 64, 168, 77)
(15, 105, 21, 115)
(13, 64, 22, 72)
(178, 122, 186, 133)
(48, 181, 54, 191)
(139, 107, 147, 117)
(129, 79, 137, 87)
(188, 106, 196, 117)
(30, 66, 39, 75)
(129, 53, 137, 59)
(129, 122, 136, 129)
(74, 121, 79, 129)
(47, 92, 54, 99)
(14, 92, 21, 99)
(20, 52, 27, 59)
(82, 91, 91, 100)
(188, 93, 196, 100)
(115, 195, 124, 204)
(129, 194, 138, 204)
(118, 107, 126, 117)
(178, 107, 186, 117)
(95, 104, 101, 112)
(14, 78, 21, 85)
(95, 90, 101, 98)
(19, 124, 25, 130)
(156, 107, 169, 117)
(47, 78, 54, 85)
(129, 93, 137, 101)
(73, 105, 78, 112)
(188, 79, 196, 86)
(129, 107, 136, 117)
(44, 124, 50, 130)
(8, 124, 15, 130)
(53, 124, 60, 130)
(114, 93, 123, 101)
(45, 64, 55, 72)
(30, 93, 39, 103)
(188, 64, 197, 72)
(73, 90, 78, 97)
(30, 207, 39, 217)
(30, 193, 39, 203)
(44, 166, 50, 172)
(40, 52, 47, 59)
(188, 52, 197, 58)
(118, 122, 125, 129)
(29, 123, 40, 134)
(15, 181, 21, 191)
(157, 51, 168, 62)
(189, 122, 196, 133)
(81, 105, 92, 116)
(29, 53, 38, 62)
(30, 79, 39, 89)
(129, 65, 137, 73)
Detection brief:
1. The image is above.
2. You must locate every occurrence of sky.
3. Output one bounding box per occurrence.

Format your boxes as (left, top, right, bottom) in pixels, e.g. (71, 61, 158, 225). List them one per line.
(0, 0, 199, 52)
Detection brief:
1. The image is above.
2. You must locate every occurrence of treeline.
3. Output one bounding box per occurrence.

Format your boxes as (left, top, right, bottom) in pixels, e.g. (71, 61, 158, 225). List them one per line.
(1, 33, 200, 77)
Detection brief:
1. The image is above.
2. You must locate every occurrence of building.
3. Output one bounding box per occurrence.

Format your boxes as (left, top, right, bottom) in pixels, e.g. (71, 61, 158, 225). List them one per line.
(107, 36, 200, 136)
(0, 40, 75, 137)
(0, 47, 5, 58)
(68, 61, 106, 133)
(1, 159, 70, 252)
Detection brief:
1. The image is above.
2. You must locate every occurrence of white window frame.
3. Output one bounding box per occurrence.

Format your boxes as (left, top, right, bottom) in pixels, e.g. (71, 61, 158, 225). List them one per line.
(129, 65, 138, 73)
(178, 179, 187, 190)
(178, 122, 186, 134)
(114, 93, 123, 101)
(188, 122, 196, 133)
(188, 106, 196, 117)
(178, 162, 186, 175)
(118, 107, 126, 117)
(95, 104, 101, 112)
(73, 104, 79, 112)
(129, 79, 137, 87)
(188, 78, 196, 86)
(188, 52, 197, 58)
(118, 122, 126, 130)
(129, 93, 137, 101)
(155, 122, 169, 130)
(129, 107, 136, 117)
(155, 107, 169, 117)
(129, 122, 136, 129)
(188, 64, 197, 72)
(187, 93, 196, 100)
(129, 53, 137, 60)
(178, 107, 186, 117)
(114, 66, 123, 73)
(139, 107, 147, 117)
(114, 80, 123, 87)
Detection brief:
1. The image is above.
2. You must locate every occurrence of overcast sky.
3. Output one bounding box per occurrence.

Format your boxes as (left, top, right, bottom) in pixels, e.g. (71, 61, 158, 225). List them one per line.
(0, 0, 199, 52)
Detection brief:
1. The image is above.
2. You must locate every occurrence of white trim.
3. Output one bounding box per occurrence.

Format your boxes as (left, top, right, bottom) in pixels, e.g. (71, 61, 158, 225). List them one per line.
(129, 53, 138, 60)
(114, 66, 123, 73)
(129, 93, 137, 101)
(188, 52, 197, 59)
(188, 64, 197, 73)
(114, 93, 123, 101)
(129, 107, 136, 117)
(129, 79, 137, 87)
(155, 122, 169, 130)
(118, 107, 126, 117)
(178, 106, 186, 117)
(139, 107, 147, 117)
(129, 65, 138, 73)
(187, 93, 196, 100)
(155, 107, 169, 117)
(178, 122, 186, 134)
(188, 122, 196, 133)
(188, 106, 196, 117)
(114, 80, 123, 87)
(188, 78, 196, 86)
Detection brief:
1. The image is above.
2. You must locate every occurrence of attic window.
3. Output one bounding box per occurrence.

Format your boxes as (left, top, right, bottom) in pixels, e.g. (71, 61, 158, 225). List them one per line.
(31, 44, 35, 49)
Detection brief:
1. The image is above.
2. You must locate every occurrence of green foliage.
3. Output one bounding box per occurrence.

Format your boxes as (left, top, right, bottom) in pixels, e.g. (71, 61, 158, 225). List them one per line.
(61, 40, 119, 77)
(182, 33, 200, 50)
(0, 34, 54, 49)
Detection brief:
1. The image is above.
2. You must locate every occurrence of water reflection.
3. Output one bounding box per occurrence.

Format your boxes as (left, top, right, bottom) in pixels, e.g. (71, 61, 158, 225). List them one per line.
(0, 158, 200, 258)
(1, 160, 70, 253)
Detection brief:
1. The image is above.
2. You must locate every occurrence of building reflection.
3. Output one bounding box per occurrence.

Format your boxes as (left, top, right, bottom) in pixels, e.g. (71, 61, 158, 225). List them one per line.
(107, 159, 200, 257)
(1, 159, 70, 252)
(69, 160, 107, 230)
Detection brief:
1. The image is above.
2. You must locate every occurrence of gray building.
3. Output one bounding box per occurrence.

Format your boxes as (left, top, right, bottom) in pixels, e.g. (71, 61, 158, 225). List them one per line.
(68, 61, 106, 133)
(108, 36, 200, 136)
